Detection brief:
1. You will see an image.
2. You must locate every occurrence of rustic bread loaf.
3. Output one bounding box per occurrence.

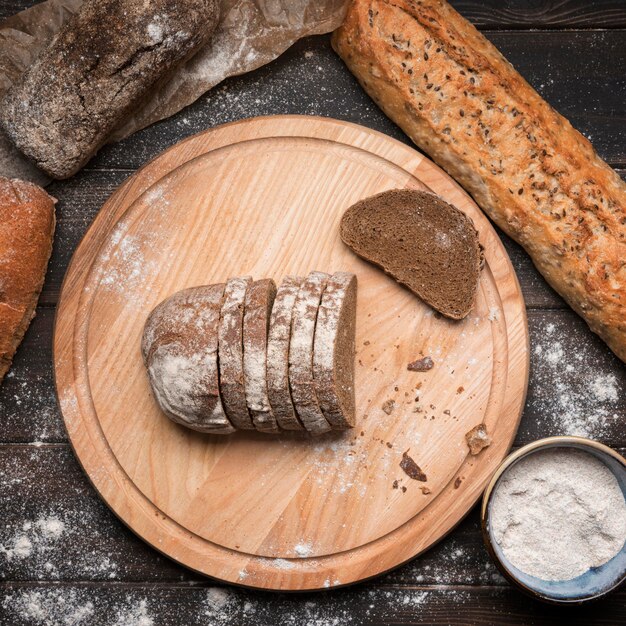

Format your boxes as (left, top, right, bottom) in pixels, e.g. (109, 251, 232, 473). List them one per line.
(313, 272, 357, 429)
(333, 0, 626, 361)
(218, 276, 254, 430)
(289, 272, 333, 435)
(341, 189, 483, 319)
(243, 279, 278, 433)
(0, 178, 55, 382)
(267, 276, 305, 431)
(141, 285, 235, 434)
(1, 0, 219, 179)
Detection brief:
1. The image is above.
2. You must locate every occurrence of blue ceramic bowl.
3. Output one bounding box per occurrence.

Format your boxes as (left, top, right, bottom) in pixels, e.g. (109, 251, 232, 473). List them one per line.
(481, 436, 626, 604)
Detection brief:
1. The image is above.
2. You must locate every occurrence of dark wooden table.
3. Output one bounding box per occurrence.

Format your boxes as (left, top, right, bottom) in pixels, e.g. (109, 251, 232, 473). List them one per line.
(1, 2, 625, 624)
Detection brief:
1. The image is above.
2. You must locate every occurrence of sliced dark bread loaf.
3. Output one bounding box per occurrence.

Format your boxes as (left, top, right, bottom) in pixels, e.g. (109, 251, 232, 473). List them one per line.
(340, 189, 483, 320)
(313, 272, 357, 429)
(267, 276, 305, 431)
(141, 285, 235, 434)
(289, 272, 332, 435)
(243, 279, 278, 433)
(218, 276, 254, 430)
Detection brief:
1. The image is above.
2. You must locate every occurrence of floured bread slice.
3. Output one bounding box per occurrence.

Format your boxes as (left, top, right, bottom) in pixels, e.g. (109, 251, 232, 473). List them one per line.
(218, 276, 254, 430)
(141, 285, 235, 434)
(313, 272, 357, 429)
(289, 272, 332, 435)
(267, 276, 304, 431)
(340, 189, 483, 319)
(243, 279, 278, 432)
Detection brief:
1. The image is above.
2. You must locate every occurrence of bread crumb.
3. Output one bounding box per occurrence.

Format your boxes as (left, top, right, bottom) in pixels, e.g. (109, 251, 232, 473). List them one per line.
(407, 356, 434, 371)
(400, 450, 427, 481)
(465, 424, 492, 455)
(382, 399, 395, 415)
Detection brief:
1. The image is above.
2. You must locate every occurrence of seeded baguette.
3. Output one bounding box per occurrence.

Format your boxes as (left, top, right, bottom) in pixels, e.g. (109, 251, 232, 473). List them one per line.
(341, 190, 483, 319)
(142, 285, 235, 434)
(267, 276, 305, 431)
(289, 272, 333, 435)
(333, 0, 626, 362)
(243, 279, 279, 433)
(218, 277, 254, 430)
(313, 272, 357, 429)
(1, 0, 219, 179)
(0, 178, 55, 382)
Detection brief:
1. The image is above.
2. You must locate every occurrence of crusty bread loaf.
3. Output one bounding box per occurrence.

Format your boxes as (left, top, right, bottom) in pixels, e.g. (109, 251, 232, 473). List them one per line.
(0, 178, 55, 382)
(141, 285, 235, 434)
(289, 272, 332, 435)
(267, 276, 305, 431)
(1, 0, 219, 179)
(333, 0, 626, 361)
(313, 272, 357, 429)
(218, 276, 254, 430)
(341, 190, 483, 319)
(243, 279, 278, 433)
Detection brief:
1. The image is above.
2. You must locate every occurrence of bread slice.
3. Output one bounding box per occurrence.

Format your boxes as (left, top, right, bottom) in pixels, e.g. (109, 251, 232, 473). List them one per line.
(0, 178, 55, 383)
(289, 272, 332, 435)
(340, 189, 483, 320)
(313, 272, 357, 429)
(141, 285, 235, 434)
(218, 276, 254, 430)
(243, 279, 278, 432)
(267, 276, 304, 431)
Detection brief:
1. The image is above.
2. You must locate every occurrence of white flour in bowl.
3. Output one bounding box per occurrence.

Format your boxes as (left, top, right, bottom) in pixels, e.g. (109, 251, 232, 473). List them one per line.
(490, 448, 626, 581)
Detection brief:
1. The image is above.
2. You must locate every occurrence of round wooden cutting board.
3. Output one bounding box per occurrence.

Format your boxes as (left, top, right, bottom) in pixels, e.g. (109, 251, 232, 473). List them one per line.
(54, 115, 529, 590)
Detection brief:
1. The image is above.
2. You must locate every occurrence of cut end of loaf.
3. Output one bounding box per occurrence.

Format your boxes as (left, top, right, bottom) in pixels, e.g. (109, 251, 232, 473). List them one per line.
(340, 189, 483, 320)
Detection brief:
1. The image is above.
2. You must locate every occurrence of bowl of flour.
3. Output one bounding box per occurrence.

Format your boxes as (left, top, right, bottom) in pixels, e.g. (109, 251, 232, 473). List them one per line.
(482, 436, 626, 603)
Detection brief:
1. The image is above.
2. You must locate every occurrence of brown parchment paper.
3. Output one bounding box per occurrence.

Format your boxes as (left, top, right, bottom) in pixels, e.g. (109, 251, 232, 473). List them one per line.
(0, 0, 348, 183)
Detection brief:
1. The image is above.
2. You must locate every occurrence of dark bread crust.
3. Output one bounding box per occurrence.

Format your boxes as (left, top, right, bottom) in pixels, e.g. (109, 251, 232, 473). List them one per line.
(218, 277, 254, 430)
(1, 0, 219, 179)
(0, 177, 55, 382)
(313, 272, 357, 429)
(333, 0, 626, 360)
(141, 285, 235, 434)
(243, 279, 278, 433)
(340, 189, 483, 319)
(267, 276, 304, 431)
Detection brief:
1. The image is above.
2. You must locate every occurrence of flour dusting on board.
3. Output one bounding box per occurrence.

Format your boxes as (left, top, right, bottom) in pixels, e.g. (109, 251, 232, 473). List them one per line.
(99, 229, 157, 298)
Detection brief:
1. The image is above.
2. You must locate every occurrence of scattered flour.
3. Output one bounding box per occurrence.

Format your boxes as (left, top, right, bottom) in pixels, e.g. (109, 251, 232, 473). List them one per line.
(112, 598, 154, 626)
(487, 306, 500, 322)
(294, 541, 314, 557)
(1, 516, 64, 563)
(0, 506, 120, 580)
(2, 589, 94, 626)
(531, 321, 623, 438)
(203, 588, 240, 625)
(146, 17, 164, 44)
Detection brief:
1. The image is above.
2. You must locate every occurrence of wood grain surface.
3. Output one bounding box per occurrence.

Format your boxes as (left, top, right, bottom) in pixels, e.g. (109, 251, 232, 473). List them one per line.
(1, 1, 625, 623)
(53, 116, 528, 589)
